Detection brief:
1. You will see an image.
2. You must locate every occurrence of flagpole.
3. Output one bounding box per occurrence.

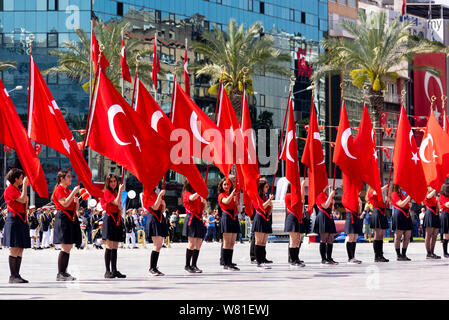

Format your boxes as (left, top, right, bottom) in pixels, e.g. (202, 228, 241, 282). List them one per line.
(154, 32, 158, 104)
(162, 68, 176, 190)
(89, 12, 94, 181)
(27, 34, 36, 207)
(270, 76, 295, 196)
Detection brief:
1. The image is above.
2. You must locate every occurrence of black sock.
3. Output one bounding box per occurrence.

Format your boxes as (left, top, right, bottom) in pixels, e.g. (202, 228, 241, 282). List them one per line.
(443, 240, 448, 255)
(9, 256, 16, 277)
(395, 248, 401, 257)
(111, 249, 117, 272)
(293, 247, 300, 262)
(229, 249, 234, 266)
(250, 236, 256, 261)
(401, 248, 407, 256)
(255, 245, 264, 264)
(262, 246, 267, 261)
(319, 242, 327, 260)
(185, 249, 193, 267)
(326, 243, 333, 260)
(288, 247, 295, 263)
(373, 241, 379, 258)
(352, 242, 357, 258)
(105, 249, 111, 272)
(16, 256, 22, 275)
(379, 240, 384, 256)
(192, 249, 199, 267)
(220, 243, 224, 265)
(346, 242, 353, 259)
(150, 251, 159, 269)
(58, 251, 69, 274)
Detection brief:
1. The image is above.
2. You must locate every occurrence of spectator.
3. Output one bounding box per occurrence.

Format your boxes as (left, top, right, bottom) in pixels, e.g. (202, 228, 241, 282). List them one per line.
(361, 204, 373, 242)
(203, 209, 217, 242)
(0, 210, 6, 249)
(169, 210, 180, 242)
(419, 207, 426, 238)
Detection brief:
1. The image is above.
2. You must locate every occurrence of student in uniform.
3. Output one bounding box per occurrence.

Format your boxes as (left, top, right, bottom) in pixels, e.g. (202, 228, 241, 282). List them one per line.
(344, 192, 363, 264)
(284, 180, 306, 268)
(313, 186, 338, 265)
(252, 180, 274, 270)
(52, 170, 81, 281)
(28, 207, 40, 250)
(182, 180, 207, 274)
(3, 169, 30, 283)
(366, 186, 389, 262)
(439, 184, 449, 258)
(101, 174, 126, 279)
(124, 210, 137, 249)
(217, 178, 241, 271)
(390, 184, 413, 261)
(40, 210, 51, 249)
(423, 186, 441, 259)
(143, 187, 168, 276)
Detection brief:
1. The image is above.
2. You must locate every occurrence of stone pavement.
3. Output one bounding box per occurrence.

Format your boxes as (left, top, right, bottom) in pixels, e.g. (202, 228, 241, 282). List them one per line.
(0, 241, 447, 300)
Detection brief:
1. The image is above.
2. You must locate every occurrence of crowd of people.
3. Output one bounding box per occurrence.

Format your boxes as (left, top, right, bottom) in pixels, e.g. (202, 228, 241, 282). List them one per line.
(2, 167, 449, 284)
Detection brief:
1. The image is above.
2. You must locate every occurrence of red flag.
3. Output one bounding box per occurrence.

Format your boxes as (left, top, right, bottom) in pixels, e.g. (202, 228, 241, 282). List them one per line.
(171, 82, 229, 177)
(443, 110, 449, 135)
(91, 29, 110, 72)
(301, 100, 328, 212)
(280, 96, 302, 216)
(393, 105, 427, 203)
(87, 69, 170, 191)
(152, 37, 160, 90)
(27, 55, 103, 198)
(354, 102, 382, 199)
(184, 46, 190, 96)
(402, 0, 406, 16)
(419, 112, 449, 191)
(333, 100, 361, 183)
(134, 78, 208, 198)
(120, 30, 132, 83)
(0, 80, 48, 197)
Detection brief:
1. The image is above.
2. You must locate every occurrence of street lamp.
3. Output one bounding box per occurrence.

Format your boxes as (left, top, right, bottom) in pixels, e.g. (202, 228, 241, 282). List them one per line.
(292, 84, 314, 95)
(7, 85, 23, 94)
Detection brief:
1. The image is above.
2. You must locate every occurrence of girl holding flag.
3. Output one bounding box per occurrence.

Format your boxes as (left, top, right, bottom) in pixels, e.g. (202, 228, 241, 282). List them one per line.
(423, 186, 441, 259)
(390, 185, 413, 261)
(344, 192, 363, 264)
(366, 186, 389, 262)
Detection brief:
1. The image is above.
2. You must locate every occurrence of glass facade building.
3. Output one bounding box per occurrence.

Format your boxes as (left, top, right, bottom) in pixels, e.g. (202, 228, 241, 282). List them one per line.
(0, 0, 327, 206)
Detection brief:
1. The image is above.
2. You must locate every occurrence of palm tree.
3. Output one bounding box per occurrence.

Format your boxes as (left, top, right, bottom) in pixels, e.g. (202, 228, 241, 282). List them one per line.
(0, 61, 16, 71)
(313, 10, 444, 180)
(192, 19, 291, 118)
(44, 20, 160, 91)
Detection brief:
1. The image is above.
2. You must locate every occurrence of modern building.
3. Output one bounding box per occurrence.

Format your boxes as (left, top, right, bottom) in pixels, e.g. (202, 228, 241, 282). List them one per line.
(0, 0, 328, 208)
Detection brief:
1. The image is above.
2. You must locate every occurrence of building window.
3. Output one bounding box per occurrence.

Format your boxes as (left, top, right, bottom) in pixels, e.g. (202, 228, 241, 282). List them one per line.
(157, 80, 162, 93)
(289, 8, 295, 21)
(155, 10, 161, 24)
(47, 32, 58, 48)
(169, 12, 175, 25)
(0, 0, 3, 11)
(47, 0, 58, 11)
(248, 0, 253, 11)
(204, 20, 210, 30)
(117, 2, 123, 16)
(348, 0, 357, 8)
(301, 12, 306, 24)
(47, 73, 57, 85)
(259, 94, 265, 107)
(259, 1, 264, 14)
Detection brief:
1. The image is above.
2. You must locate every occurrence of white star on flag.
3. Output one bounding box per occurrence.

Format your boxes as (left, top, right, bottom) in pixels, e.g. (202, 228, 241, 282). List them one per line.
(411, 152, 420, 165)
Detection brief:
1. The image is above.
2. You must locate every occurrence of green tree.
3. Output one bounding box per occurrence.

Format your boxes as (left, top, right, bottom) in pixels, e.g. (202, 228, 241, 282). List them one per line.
(192, 19, 291, 118)
(313, 10, 444, 179)
(0, 61, 16, 71)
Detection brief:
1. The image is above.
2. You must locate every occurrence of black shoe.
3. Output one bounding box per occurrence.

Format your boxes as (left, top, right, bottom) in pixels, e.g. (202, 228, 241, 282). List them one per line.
(263, 259, 273, 264)
(250, 260, 258, 264)
(112, 270, 126, 278)
(184, 266, 196, 274)
(432, 253, 441, 259)
(224, 265, 240, 271)
(149, 268, 165, 276)
(104, 271, 114, 279)
(321, 259, 328, 265)
(9, 275, 28, 284)
(191, 266, 203, 273)
(397, 254, 410, 261)
(375, 256, 389, 262)
(402, 255, 411, 261)
(56, 272, 76, 281)
(291, 260, 305, 268)
(326, 258, 339, 265)
(426, 253, 434, 260)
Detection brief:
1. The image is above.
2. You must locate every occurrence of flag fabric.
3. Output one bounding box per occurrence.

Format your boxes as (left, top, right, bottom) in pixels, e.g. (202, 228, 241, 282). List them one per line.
(393, 105, 427, 203)
(354, 101, 382, 201)
(171, 82, 230, 177)
(419, 112, 449, 191)
(443, 110, 449, 135)
(280, 95, 302, 217)
(134, 78, 208, 198)
(184, 46, 190, 96)
(152, 37, 160, 90)
(402, 0, 406, 16)
(91, 29, 110, 72)
(27, 55, 102, 198)
(301, 100, 328, 213)
(120, 30, 132, 83)
(87, 69, 171, 191)
(0, 79, 48, 198)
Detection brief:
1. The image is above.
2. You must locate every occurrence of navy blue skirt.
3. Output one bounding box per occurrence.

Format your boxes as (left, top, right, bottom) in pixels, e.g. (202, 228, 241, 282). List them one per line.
(423, 208, 440, 229)
(345, 212, 362, 234)
(440, 211, 449, 234)
(221, 210, 241, 234)
(102, 212, 125, 242)
(251, 212, 272, 234)
(53, 210, 82, 245)
(182, 213, 206, 239)
(371, 208, 388, 229)
(284, 212, 304, 233)
(392, 208, 412, 231)
(3, 212, 31, 248)
(313, 209, 336, 234)
(145, 212, 169, 239)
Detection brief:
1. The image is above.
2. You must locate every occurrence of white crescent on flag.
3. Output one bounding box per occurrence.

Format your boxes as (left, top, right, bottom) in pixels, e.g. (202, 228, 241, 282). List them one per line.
(342, 128, 357, 159)
(108, 104, 131, 146)
(190, 111, 210, 145)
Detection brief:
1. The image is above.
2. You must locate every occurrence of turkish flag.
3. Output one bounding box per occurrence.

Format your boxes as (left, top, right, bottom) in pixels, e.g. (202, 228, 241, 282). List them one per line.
(27, 55, 103, 198)
(171, 82, 229, 177)
(0, 79, 48, 198)
(354, 102, 382, 200)
(134, 78, 208, 198)
(341, 173, 361, 213)
(443, 110, 449, 135)
(393, 105, 427, 203)
(301, 100, 328, 213)
(184, 47, 190, 96)
(419, 112, 449, 191)
(91, 29, 110, 72)
(87, 69, 170, 191)
(402, 0, 406, 16)
(152, 38, 160, 90)
(120, 30, 132, 83)
(280, 96, 302, 217)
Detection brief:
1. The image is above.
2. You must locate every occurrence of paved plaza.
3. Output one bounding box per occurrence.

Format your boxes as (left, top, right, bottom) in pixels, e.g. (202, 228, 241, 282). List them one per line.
(0, 241, 447, 300)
